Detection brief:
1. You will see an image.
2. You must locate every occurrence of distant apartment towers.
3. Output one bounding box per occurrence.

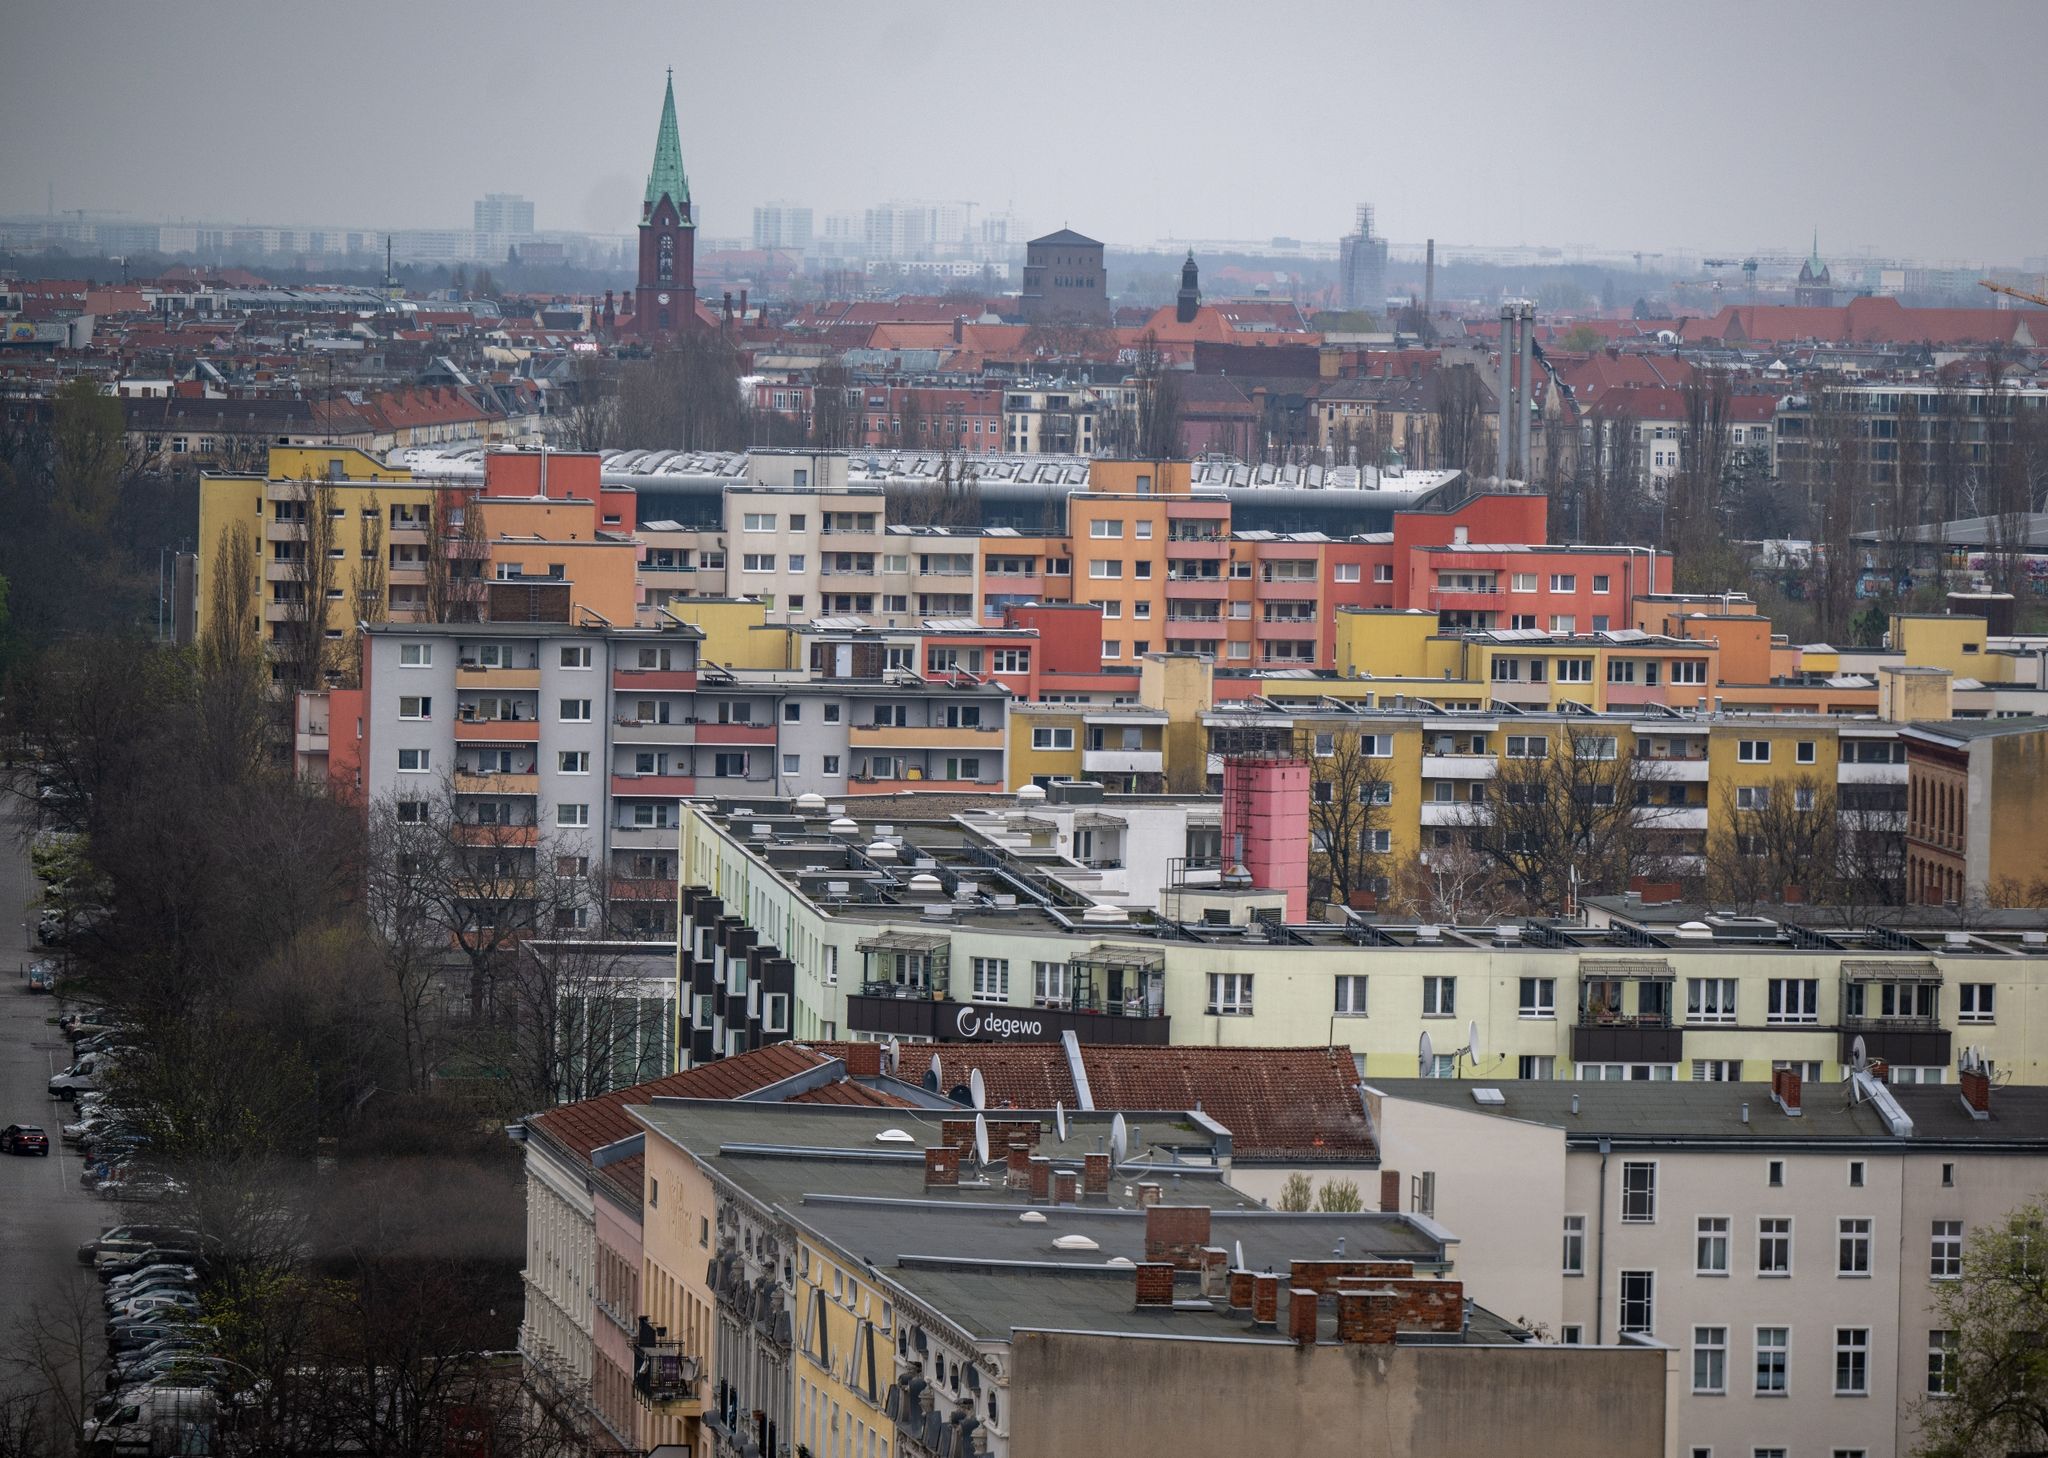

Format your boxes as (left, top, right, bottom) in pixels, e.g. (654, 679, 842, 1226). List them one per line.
(1339, 204, 1388, 313)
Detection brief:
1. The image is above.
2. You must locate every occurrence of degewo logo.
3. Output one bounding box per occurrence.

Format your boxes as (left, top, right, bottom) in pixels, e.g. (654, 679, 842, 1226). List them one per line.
(953, 1004, 1046, 1041)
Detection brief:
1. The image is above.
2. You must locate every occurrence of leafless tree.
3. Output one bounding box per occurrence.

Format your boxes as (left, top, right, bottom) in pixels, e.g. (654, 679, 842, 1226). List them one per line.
(615, 332, 750, 451)
(1430, 364, 1486, 473)
(278, 472, 340, 693)
(1389, 839, 1513, 924)
(897, 391, 925, 451)
(1980, 356, 2040, 599)
(809, 363, 857, 449)
(1704, 773, 1905, 915)
(1671, 369, 1735, 589)
(1301, 728, 1393, 912)
(343, 490, 387, 687)
(1884, 394, 1929, 591)
(560, 353, 620, 451)
(1804, 389, 1864, 643)
(4, 1274, 107, 1456)
(1455, 726, 1673, 912)
(892, 453, 981, 529)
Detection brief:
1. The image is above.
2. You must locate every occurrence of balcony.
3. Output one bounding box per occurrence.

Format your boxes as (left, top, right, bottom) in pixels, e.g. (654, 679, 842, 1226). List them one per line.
(452, 823, 540, 847)
(632, 1319, 703, 1415)
(1162, 616, 1226, 640)
(388, 563, 428, 585)
(262, 558, 299, 583)
(850, 723, 1002, 750)
(845, 777, 1001, 795)
(457, 664, 541, 690)
(609, 823, 679, 848)
(1165, 537, 1230, 561)
(1837, 761, 1907, 785)
(1419, 802, 1488, 827)
(1574, 958, 1683, 1063)
(1164, 576, 1228, 600)
(612, 719, 696, 745)
(263, 520, 307, 543)
(454, 718, 541, 743)
(1428, 586, 1503, 608)
(1422, 754, 1496, 779)
(1641, 757, 1710, 782)
(1254, 615, 1318, 639)
(1636, 805, 1707, 830)
(1082, 748, 1162, 775)
(453, 771, 540, 796)
(694, 721, 775, 746)
(612, 773, 696, 797)
(387, 521, 430, 545)
(609, 877, 678, 903)
(1255, 577, 1319, 601)
(614, 667, 698, 692)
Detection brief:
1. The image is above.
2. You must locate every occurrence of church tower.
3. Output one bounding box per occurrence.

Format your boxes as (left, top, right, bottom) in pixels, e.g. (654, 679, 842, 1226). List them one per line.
(1176, 251, 1200, 325)
(631, 71, 697, 338)
(1794, 230, 1833, 308)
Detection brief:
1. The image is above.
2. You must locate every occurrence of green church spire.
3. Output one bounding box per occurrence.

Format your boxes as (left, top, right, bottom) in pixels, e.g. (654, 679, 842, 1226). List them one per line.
(644, 69, 691, 220)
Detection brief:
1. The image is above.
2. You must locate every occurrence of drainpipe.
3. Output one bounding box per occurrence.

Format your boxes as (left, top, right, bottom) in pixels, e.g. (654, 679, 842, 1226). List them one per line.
(1594, 1136, 1611, 1343)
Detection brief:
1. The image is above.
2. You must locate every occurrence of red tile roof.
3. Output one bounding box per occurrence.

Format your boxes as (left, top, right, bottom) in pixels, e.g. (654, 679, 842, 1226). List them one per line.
(787, 1079, 917, 1108)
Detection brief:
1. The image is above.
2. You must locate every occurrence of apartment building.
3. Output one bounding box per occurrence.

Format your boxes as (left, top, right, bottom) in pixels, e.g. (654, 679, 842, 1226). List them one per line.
(1901, 716, 2048, 905)
(1369, 1071, 2048, 1458)
(630, 1098, 1668, 1458)
(672, 794, 2048, 1088)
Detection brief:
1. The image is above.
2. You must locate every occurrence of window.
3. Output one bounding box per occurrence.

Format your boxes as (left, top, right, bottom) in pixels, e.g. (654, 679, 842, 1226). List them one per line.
(743, 512, 776, 531)
(1736, 785, 1771, 811)
(1031, 726, 1075, 751)
(559, 698, 591, 722)
(1959, 983, 1995, 1022)
(787, 513, 806, 532)
(1032, 961, 1069, 1009)
(1796, 740, 1817, 764)
(1767, 979, 1818, 1024)
(397, 748, 430, 772)
(1687, 978, 1737, 1022)
(1738, 739, 1772, 762)
(1794, 786, 1816, 812)
(1618, 1271, 1654, 1335)
(559, 644, 591, 668)
(1088, 559, 1123, 579)
(1518, 977, 1555, 1019)
(1758, 1217, 1792, 1276)
(993, 648, 1030, 673)
(1562, 1215, 1585, 1275)
(1422, 976, 1456, 1017)
(1834, 1328, 1868, 1395)
(1505, 734, 1549, 759)
(1693, 1327, 1727, 1393)
(1697, 1217, 1730, 1274)
(1755, 1328, 1788, 1394)
(1620, 1161, 1657, 1222)
(1552, 618, 1580, 637)
(1359, 733, 1393, 757)
(1334, 975, 1369, 1017)
(398, 695, 431, 720)
(1592, 574, 1611, 593)
(1550, 574, 1577, 592)
(782, 754, 801, 775)
(1134, 520, 1152, 539)
(1942, 1162, 1955, 1187)
(822, 755, 840, 775)
(557, 803, 588, 827)
(1510, 572, 1537, 593)
(558, 751, 589, 774)
(971, 957, 1009, 1000)
(1374, 563, 1394, 583)
(1768, 1159, 1785, 1187)
(1931, 1220, 1963, 1279)
(1207, 973, 1253, 1016)
(1334, 563, 1361, 582)
(1848, 1160, 1865, 1188)
(1839, 1218, 1871, 1276)
(1692, 1060, 1742, 1081)
(1519, 1054, 1556, 1079)
(1089, 519, 1123, 538)
(1927, 1330, 1957, 1396)
(399, 642, 431, 667)
(783, 702, 803, 723)
(1574, 735, 1618, 760)
(1773, 1060, 1822, 1083)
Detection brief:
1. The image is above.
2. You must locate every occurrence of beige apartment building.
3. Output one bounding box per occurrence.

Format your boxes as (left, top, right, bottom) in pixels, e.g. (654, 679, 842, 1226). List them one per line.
(1369, 1071, 2047, 1458)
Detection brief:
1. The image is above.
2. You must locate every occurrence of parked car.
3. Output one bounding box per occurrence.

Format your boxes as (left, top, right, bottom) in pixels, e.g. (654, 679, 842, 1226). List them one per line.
(108, 1292, 201, 1323)
(107, 1339, 208, 1381)
(106, 1268, 198, 1300)
(108, 1319, 213, 1354)
(99, 1247, 204, 1279)
(80, 1385, 217, 1453)
(0, 1124, 50, 1155)
(50, 1053, 112, 1099)
(102, 1172, 184, 1203)
(25, 963, 55, 993)
(106, 1355, 229, 1395)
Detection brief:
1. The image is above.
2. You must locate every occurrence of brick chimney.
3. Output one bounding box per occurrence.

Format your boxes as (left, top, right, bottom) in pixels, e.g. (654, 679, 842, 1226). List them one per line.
(1288, 1289, 1319, 1346)
(1028, 1155, 1051, 1202)
(1771, 1066, 1803, 1117)
(924, 1147, 960, 1188)
(1082, 1152, 1110, 1197)
(1334, 1291, 1371, 1343)
(1250, 1274, 1279, 1327)
(1378, 1169, 1402, 1213)
(1006, 1140, 1032, 1191)
(840, 1043, 881, 1078)
(1134, 1262, 1176, 1309)
(1227, 1269, 1254, 1313)
(1199, 1246, 1230, 1300)
(1053, 1169, 1079, 1205)
(1144, 1205, 1212, 1269)
(1135, 1182, 1163, 1209)
(1961, 1064, 1992, 1115)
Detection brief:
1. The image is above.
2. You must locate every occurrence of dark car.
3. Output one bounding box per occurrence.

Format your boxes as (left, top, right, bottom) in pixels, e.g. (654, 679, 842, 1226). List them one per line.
(0, 1124, 49, 1156)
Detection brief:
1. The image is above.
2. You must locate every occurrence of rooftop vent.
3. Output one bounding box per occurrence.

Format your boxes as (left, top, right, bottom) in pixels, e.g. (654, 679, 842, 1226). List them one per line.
(1674, 920, 1714, 941)
(907, 872, 944, 896)
(867, 841, 899, 862)
(1471, 1088, 1506, 1105)
(1015, 783, 1046, 804)
(1052, 1234, 1100, 1251)
(829, 817, 859, 837)
(795, 792, 827, 812)
(1081, 904, 1130, 925)
(875, 1129, 915, 1143)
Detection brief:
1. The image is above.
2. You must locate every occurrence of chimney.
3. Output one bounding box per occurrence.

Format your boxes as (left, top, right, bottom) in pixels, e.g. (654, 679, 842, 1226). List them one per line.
(953, 315, 966, 345)
(1771, 1066, 1803, 1116)
(1199, 1246, 1230, 1300)
(1053, 1169, 1079, 1205)
(1251, 1274, 1280, 1328)
(1133, 1262, 1176, 1309)
(1335, 1291, 1372, 1343)
(1288, 1289, 1319, 1346)
(923, 1146, 960, 1188)
(1227, 1269, 1254, 1313)
(1006, 1139, 1032, 1191)
(1082, 1152, 1110, 1197)
(841, 1043, 881, 1078)
(1028, 1155, 1051, 1202)
(739, 288, 748, 321)
(1961, 1064, 1992, 1115)
(1378, 1170, 1402, 1213)
(1135, 1182, 1163, 1209)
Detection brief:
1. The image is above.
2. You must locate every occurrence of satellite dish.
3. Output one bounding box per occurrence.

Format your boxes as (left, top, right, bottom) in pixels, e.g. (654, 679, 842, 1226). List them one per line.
(883, 1038, 899, 1075)
(969, 1067, 987, 1111)
(1054, 1100, 1068, 1143)
(1467, 1020, 1484, 1063)
(973, 1112, 990, 1168)
(1850, 1035, 1868, 1073)
(921, 1068, 940, 1093)
(1418, 1029, 1436, 1077)
(948, 1084, 973, 1107)
(929, 1052, 943, 1089)
(1110, 1113, 1128, 1166)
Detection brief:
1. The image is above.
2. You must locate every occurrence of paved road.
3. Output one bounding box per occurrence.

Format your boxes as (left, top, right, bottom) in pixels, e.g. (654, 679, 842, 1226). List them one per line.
(0, 807, 114, 1347)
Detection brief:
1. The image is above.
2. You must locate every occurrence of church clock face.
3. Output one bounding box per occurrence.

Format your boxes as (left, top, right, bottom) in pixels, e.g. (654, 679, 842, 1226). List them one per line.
(657, 293, 670, 305)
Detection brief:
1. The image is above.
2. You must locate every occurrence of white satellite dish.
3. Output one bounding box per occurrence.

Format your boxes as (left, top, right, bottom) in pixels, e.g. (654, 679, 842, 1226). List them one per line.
(969, 1067, 987, 1111)
(973, 1112, 990, 1168)
(1418, 1029, 1436, 1077)
(1054, 1100, 1068, 1143)
(1467, 1020, 1484, 1064)
(883, 1038, 899, 1075)
(929, 1052, 943, 1089)
(1850, 1034, 1868, 1074)
(1110, 1112, 1128, 1165)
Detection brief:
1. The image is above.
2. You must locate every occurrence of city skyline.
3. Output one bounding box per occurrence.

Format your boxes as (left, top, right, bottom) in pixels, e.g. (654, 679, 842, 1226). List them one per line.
(5, 0, 2045, 267)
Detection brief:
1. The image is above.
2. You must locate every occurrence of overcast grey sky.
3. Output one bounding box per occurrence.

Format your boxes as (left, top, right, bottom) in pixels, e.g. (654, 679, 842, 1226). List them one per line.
(5, 0, 2042, 264)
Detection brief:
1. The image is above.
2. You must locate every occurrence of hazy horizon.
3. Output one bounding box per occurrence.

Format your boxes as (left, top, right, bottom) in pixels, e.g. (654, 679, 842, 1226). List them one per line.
(6, 0, 2044, 266)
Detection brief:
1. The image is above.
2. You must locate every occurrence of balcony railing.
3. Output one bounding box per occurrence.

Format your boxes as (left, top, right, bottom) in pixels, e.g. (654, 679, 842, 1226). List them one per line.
(633, 1318, 702, 1410)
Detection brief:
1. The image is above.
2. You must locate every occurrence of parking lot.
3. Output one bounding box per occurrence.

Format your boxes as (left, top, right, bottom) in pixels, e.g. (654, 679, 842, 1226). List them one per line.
(0, 806, 116, 1342)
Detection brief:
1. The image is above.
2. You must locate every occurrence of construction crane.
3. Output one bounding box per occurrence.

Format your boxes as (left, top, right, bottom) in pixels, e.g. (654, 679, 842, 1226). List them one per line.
(1979, 279, 2048, 309)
